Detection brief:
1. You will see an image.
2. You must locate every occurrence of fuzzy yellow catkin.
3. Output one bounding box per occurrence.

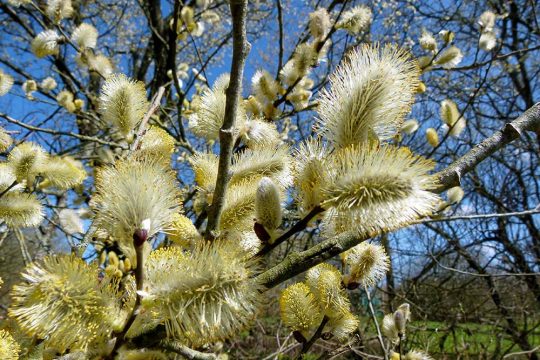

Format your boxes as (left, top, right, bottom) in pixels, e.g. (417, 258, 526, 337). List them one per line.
(316, 44, 420, 147)
(99, 74, 149, 137)
(326, 310, 359, 341)
(8, 142, 47, 183)
(71, 23, 98, 49)
(241, 118, 280, 148)
(478, 10, 496, 32)
(419, 28, 437, 52)
(9, 255, 119, 352)
(88, 54, 114, 76)
(0, 166, 44, 227)
(0, 127, 13, 152)
(22, 80, 37, 99)
(425, 128, 439, 147)
(479, 31, 496, 51)
(168, 213, 201, 247)
(93, 157, 181, 245)
(434, 45, 463, 69)
(46, 0, 73, 23)
(251, 69, 281, 103)
(342, 242, 390, 288)
(255, 177, 282, 232)
(0, 329, 20, 360)
(136, 126, 175, 163)
(40, 76, 57, 91)
(31, 30, 61, 58)
(447, 186, 464, 204)
(401, 119, 419, 134)
(382, 313, 399, 343)
(279, 282, 323, 337)
(336, 5, 372, 34)
(309, 8, 331, 39)
(440, 99, 459, 126)
(136, 241, 263, 346)
(39, 156, 86, 189)
(0, 69, 14, 96)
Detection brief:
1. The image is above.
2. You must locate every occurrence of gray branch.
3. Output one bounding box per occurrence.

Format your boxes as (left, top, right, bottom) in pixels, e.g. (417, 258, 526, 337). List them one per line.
(205, 0, 249, 238)
(434, 102, 540, 192)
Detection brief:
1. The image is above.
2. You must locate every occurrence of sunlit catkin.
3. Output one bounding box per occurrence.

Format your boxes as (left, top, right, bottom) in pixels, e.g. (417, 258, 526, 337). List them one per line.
(72, 23, 98, 49)
(137, 241, 263, 346)
(305, 263, 350, 318)
(279, 282, 323, 338)
(419, 28, 437, 52)
(425, 128, 439, 147)
(92, 157, 181, 246)
(46, 0, 73, 22)
(0, 69, 14, 96)
(7, 141, 47, 184)
(136, 126, 176, 163)
(447, 186, 464, 204)
(293, 138, 330, 212)
(320, 144, 439, 234)
(9, 255, 119, 352)
(342, 242, 390, 288)
(0, 127, 13, 152)
(39, 156, 86, 189)
(31, 30, 61, 58)
(40, 76, 57, 91)
(401, 119, 419, 134)
(309, 8, 331, 39)
(337, 5, 372, 34)
(168, 213, 201, 247)
(0, 329, 19, 360)
(316, 44, 420, 147)
(434, 45, 463, 69)
(326, 310, 359, 341)
(99, 74, 149, 137)
(255, 177, 282, 233)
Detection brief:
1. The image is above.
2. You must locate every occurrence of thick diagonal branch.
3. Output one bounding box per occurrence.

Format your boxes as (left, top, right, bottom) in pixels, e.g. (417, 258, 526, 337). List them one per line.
(205, 0, 249, 238)
(257, 103, 540, 289)
(434, 102, 540, 192)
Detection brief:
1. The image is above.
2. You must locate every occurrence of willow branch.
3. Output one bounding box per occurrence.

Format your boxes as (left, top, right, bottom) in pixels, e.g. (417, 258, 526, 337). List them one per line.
(416, 208, 540, 224)
(257, 103, 540, 289)
(0, 113, 125, 149)
(205, 0, 249, 238)
(433, 102, 540, 192)
(159, 340, 217, 359)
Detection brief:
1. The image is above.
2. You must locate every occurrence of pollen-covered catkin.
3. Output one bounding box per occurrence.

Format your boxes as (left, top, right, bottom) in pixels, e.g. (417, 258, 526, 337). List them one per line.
(99, 74, 149, 137)
(255, 177, 282, 232)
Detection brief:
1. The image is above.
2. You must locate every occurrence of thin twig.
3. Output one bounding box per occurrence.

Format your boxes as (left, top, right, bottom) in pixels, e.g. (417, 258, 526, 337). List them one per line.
(130, 86, 166, 151)
(256, 205, 324, 256)
(365, 286, 388, 360)
(159, 340, 218, 359)
(0, 113, 125, 148)
(416, 208, 540, 224)
(297, 316, 329, 358)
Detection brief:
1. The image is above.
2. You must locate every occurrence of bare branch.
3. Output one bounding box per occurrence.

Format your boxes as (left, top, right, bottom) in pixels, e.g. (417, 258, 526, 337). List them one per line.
(434, 102, 540, 192)
(205, 0, 249, 238)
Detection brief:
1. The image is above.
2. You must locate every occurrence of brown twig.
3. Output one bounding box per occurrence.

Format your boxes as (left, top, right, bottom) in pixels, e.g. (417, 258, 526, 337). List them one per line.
(256, 205, 324, 257)
(130, 86, 166, 151)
